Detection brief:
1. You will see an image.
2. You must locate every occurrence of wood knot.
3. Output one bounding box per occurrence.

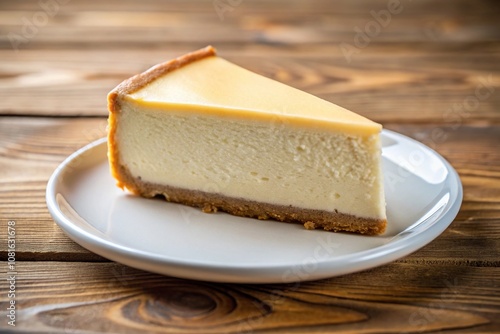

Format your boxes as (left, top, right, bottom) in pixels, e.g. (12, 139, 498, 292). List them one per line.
(151, 289, 217, 317)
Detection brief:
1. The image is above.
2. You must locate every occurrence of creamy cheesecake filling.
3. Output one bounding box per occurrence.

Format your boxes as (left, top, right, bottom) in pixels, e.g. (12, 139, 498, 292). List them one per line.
(115, 101, 386, 220)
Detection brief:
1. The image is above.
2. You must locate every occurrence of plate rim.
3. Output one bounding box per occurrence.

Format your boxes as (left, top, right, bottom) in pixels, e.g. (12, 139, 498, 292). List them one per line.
(46, 130, 463, 283)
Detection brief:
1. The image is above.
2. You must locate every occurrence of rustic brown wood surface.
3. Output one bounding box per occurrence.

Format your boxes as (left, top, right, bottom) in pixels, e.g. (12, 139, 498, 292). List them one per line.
(0, 0, 499, 332)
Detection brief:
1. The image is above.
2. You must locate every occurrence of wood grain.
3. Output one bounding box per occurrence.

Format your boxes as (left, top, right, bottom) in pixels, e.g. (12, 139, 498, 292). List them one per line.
(1, 0, 497, 14)
(0, 117, 499, 266)
(0, 49, 499, 119)
(0, 0, 498, 49)
(0, 0, 499, 332)
(0, 0, 499, 120)
(0, 261, 497, 333)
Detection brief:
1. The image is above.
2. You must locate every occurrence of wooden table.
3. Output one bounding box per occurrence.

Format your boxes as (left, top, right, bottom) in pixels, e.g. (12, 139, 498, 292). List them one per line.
(1, 0, 499, 332)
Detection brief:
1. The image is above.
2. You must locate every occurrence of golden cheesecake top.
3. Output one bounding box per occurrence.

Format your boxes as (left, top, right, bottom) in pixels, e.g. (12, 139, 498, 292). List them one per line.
(113, 46, 382, 135)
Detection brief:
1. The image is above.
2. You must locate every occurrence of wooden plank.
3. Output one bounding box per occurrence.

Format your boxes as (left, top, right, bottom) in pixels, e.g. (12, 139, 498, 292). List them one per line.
(1, 12, 498, 48)
(1, 0, 496, 14)
(0, 261, 497, 333)
(0, 117, 499, 265)
(0, 49, 498, 120)
(0, 1, 497, 332)
(0, 0, 498, 46)
(0, 117, 108, 261)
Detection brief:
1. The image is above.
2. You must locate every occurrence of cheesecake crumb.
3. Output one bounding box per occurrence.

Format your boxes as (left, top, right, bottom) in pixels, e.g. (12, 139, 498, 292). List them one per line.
(304, 221, 316, 230)
(202, 204, 218, 213)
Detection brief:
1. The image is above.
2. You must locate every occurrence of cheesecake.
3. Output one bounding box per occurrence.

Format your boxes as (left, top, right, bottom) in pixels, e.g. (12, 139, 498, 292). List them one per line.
(108, 46, 387, 235)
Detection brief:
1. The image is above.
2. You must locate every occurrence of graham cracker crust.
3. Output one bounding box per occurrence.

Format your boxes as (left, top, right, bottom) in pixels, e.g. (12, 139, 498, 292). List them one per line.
(107, 46, 217, 189)
(113, 163, 386, 236)
(108, 45, 216, 101)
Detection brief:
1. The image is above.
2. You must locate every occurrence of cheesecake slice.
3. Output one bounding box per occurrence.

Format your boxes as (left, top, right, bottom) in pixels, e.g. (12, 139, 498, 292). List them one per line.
(108, 46, 386, 235)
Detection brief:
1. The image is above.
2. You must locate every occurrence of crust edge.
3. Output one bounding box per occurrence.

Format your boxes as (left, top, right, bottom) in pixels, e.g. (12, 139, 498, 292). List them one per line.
(108, 45, 216, 103)
(114, 163, 387, 236)
(107, 46, 217, 189)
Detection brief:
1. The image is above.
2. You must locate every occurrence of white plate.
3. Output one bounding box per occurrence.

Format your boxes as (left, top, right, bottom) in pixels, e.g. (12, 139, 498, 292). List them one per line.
(46, 130, 462, 283)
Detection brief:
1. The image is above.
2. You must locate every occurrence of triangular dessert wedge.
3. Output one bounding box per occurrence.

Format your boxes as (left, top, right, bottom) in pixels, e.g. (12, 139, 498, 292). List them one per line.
(108, 46, 386, 235)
